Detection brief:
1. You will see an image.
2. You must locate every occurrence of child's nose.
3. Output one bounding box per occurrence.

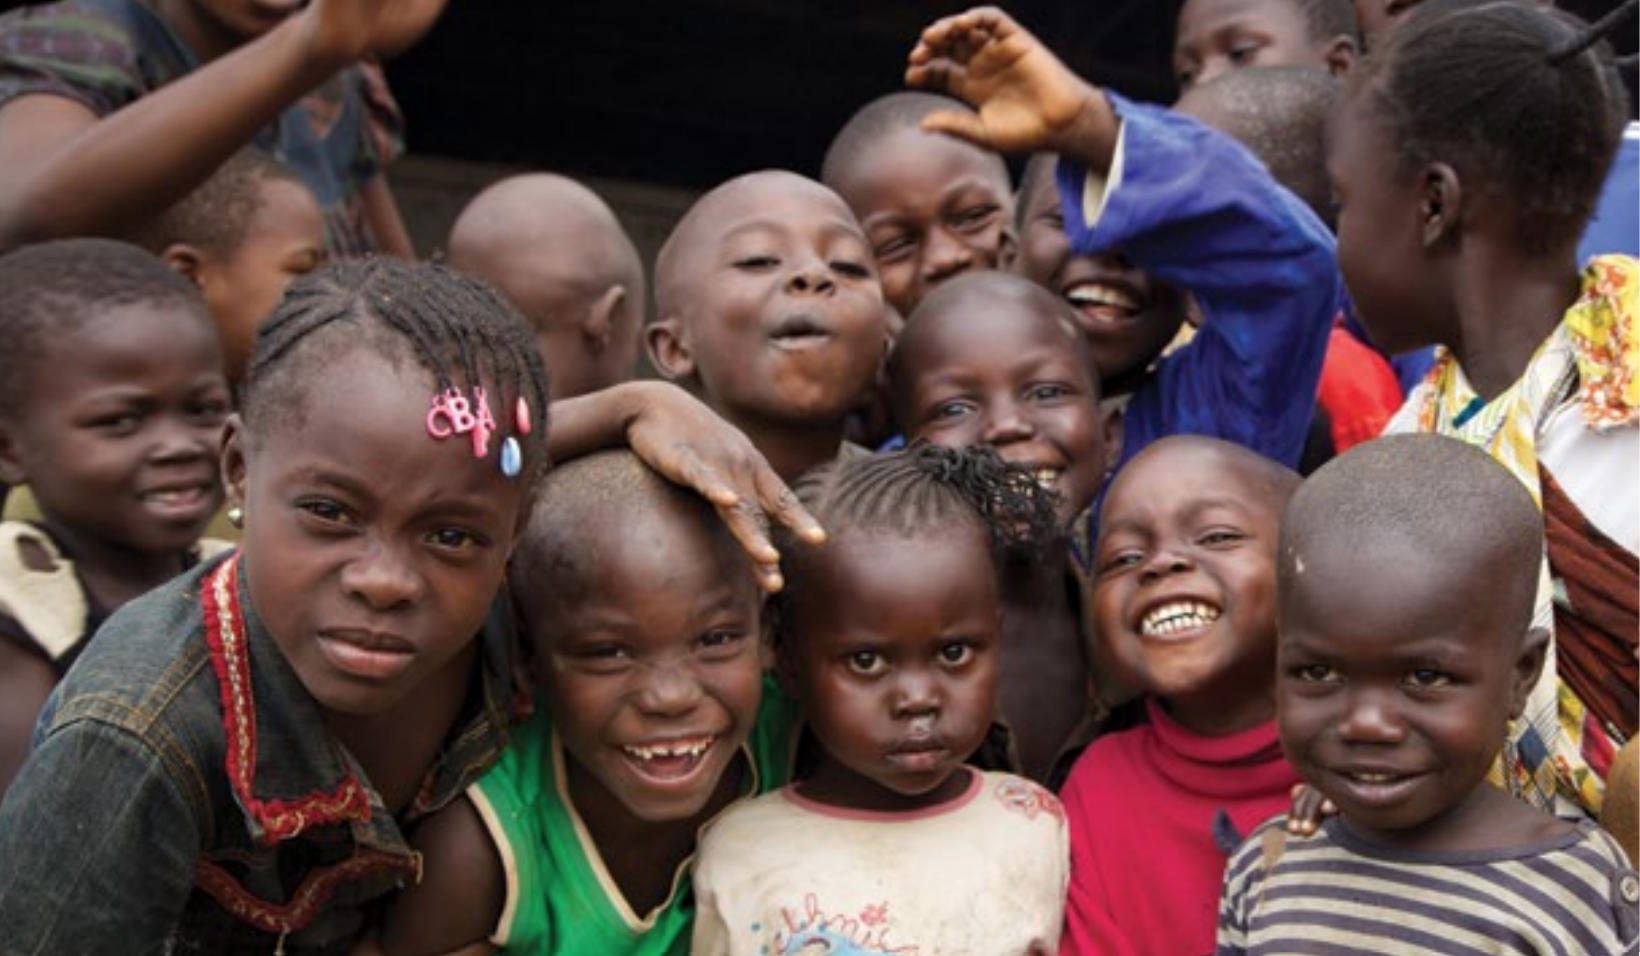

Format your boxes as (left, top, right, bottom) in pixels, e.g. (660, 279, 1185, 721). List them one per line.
(1138, 548, 1194, 582)
(1338, 687, 1407, 744)
(635, 659, 704, 715)
(786, 260, 835, 295)
(922, 227, 976, 282)
(340, 539, 425, 610)
(148, 414, 216, 461)
(980, 399, 1035, 444)
(891, 669, 941, 718)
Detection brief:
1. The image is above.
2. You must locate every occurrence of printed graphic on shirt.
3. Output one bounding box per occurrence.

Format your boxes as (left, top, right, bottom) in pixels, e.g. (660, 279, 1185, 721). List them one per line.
(758, 894, 918, 955)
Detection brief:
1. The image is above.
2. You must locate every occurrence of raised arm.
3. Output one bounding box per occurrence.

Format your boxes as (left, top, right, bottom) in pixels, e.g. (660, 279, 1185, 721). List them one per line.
(548, 381, 824, 592)
(905, 6, 1120, 172)
(0, 0, 443, 248)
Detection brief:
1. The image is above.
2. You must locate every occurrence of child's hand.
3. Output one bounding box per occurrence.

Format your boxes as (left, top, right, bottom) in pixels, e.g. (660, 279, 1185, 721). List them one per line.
(1285, 783, 1337, 836)
(905, 7, 1107, 159)
(300, 0, 452, 66)
(616, 382, 826, 593)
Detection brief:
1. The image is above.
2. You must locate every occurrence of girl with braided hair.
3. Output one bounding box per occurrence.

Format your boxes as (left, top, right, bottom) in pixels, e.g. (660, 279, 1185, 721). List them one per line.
(691, 443, 1070, 956)
(0, 254, 820, 956)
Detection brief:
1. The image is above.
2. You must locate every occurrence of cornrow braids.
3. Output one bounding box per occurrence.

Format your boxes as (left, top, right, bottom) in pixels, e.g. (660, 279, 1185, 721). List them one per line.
(770, 443, 1059, 651)
(240, 256, 552, 488)
(0, 238, 207, 414)
(1356, 0, 1629, 256)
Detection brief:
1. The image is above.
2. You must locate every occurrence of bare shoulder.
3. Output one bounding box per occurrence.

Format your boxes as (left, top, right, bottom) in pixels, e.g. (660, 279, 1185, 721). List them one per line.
(379, 794, 505, 956)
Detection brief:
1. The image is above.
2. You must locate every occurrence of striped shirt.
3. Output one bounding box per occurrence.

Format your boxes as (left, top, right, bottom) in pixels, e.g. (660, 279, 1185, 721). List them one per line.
(1217, 815, 1640, 955)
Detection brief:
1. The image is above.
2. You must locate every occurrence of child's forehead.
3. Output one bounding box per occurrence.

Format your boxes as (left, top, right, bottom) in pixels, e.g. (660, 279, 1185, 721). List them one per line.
(1179, 0, 1310, 37)
(689, 178, 858, 241)
(899, 278, 1085, 366)
(1110, 440, 1286, 520)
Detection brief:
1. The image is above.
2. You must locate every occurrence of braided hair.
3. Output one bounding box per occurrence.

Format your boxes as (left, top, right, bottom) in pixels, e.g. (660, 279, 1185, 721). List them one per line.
(770, 443, 1060, 649)
(240, 256, 552, 488)
(1354, 0, 1634, 256)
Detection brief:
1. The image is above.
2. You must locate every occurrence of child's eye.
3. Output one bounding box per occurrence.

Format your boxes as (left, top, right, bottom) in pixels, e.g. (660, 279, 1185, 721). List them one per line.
(1096, 549, 1143, 577)
(846, 650, 885, 676)
(1198, 529, 1245, 547)
(928, 398, 975, 423)
(1404, 669, 1452, 689)
(733, 255, 780, 271)
(1025, 382, 1072, 402)
(873, 235, 915, 264)
(1228, 41, 1264, 64)
(831, 259, 872, 279)
(191, 400, 231, 425)
(93, 412, 143, 436)
(426, 527, 484, 550)
(1291, 663, 1338, 683)
(562, 642, 632, 674)
(952, 205, 1000, 232)
(938, 641, 974, 666)
(697, 629, 749, 659)
(297, 498, 350, 525)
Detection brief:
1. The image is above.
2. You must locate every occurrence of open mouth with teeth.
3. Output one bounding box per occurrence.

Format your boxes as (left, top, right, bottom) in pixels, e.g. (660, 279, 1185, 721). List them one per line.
(1139, 601, 1222, 637)
(1064, 282, 1142, 322)
(621, 736, 716, 781)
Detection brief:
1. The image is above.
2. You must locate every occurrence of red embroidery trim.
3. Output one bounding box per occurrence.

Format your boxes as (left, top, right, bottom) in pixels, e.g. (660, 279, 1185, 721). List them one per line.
(201, 555, 372, 845)
(194, 849, 420, 936)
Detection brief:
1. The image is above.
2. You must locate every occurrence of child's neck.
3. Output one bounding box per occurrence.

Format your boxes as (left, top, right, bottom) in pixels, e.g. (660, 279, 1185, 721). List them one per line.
(325, 642, 478, 816)
(569, 753, 746, 916)
(39, 518, 191, 614)
(997, 553, 1087, 782)
(1161, 682, 1275, 738)
(719, 412, 847, 485)
(1449, 245, 1584, 400)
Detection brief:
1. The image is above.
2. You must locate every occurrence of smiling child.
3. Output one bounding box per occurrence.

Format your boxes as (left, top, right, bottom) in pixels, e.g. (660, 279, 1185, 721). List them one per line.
(1217, 433, 1638, 954)
(1061, 435, 1302, 956)
(0, 238, 231, 798)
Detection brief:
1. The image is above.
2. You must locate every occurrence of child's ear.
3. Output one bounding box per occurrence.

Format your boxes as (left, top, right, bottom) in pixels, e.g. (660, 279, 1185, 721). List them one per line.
(644, 316, 696, 381)
(582, 285, 626, 354)
(219, 414, 250, 511)
(1507, 627, 1550, 720)
(0, 420, 26, 487)
(1099, 402, 1124, 477)
(1321, 36, 1358, 78)
(1419, 163, 1463, 249)
(160, 243, 208, 289)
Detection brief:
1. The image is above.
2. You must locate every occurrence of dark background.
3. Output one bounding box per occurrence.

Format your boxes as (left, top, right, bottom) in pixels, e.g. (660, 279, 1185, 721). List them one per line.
(381, 0, 1635, 191)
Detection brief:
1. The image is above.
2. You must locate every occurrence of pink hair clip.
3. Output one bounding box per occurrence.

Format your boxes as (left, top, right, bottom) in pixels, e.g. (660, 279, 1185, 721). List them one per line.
(426, 385, 496, 458)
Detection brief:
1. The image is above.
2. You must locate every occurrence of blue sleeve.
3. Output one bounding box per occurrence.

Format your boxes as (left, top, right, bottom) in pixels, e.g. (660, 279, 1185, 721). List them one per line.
(1577, 123, 1639, 263)
(1056, 93, 1340, 473)
(0, 718, 200, 955)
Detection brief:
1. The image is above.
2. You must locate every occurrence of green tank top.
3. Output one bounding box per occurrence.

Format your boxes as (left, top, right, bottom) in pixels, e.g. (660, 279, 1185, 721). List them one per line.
(468, 676, 801, 955)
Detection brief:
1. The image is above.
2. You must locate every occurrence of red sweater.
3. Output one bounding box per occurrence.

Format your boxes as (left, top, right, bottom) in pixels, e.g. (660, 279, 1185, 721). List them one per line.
(1058, 698, 1300, 956)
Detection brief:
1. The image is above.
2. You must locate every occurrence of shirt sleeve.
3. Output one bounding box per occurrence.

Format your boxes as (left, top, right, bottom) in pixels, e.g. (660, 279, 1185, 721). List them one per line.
(1213, 833, 1262, 956)
(0, 5, 149, 116)
(1057, 92, 1340, 472)
(0, 716, 200, 955)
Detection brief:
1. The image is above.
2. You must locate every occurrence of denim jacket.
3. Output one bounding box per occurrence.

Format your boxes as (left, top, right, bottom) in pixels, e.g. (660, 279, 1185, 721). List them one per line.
(0, 552, 516, 955)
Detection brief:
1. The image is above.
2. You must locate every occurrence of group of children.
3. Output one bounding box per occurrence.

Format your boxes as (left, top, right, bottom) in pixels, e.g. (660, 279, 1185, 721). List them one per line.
(0, 0, 1636, 953)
